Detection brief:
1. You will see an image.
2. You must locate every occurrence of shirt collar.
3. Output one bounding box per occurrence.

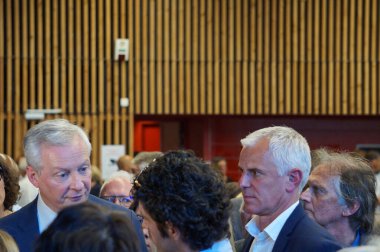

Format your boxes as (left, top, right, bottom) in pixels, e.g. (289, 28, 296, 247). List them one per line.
(37, 194, 57, 233)
(246, 201, 299, 241)
(351, 229, 361, 247)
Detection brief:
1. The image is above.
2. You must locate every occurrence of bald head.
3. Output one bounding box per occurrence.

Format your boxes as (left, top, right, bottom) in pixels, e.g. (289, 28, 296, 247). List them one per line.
(117, 155, 139, 174)
(100, 177, 133, 207)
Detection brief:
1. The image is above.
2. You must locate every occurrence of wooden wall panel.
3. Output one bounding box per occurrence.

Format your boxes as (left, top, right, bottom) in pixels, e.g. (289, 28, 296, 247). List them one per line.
(1, 0, 380, 165)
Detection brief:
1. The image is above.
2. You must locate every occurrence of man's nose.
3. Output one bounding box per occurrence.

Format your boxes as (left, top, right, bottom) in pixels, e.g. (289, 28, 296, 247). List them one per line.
(239, 172, 250, 189)
(70, 173, 83, 190)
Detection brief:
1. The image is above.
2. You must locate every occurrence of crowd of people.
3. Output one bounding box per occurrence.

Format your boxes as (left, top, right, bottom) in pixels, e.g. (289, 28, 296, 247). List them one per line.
(0, 118, 380, 252)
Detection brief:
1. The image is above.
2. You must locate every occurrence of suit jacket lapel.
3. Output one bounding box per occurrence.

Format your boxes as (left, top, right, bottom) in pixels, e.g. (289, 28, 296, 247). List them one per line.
(272, 204, 304, 252)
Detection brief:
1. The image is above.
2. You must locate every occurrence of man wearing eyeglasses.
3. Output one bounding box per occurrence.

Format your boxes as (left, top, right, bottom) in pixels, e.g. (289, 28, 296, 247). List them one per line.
(100, 170, 134, 208)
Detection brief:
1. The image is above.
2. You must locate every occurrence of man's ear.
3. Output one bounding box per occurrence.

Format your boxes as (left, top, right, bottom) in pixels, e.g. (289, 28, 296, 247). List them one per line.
(342, 201, 360, 217)
(286, 168, 302, 192)
(26, 166, 40, 188)
(165, 221, 181, 241)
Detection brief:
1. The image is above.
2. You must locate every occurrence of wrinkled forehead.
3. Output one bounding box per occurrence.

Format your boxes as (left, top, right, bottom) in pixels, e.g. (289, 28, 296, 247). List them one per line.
(309, 164, 341, 187)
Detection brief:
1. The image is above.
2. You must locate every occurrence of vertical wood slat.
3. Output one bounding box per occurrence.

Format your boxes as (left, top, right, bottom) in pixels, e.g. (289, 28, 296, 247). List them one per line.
(113, 0, 120, 144)
(292, 0, 299, 114)
(299, 0, 306, 114)
(206, 0, 213, 114)
(192, 0, 199, 114)
(149, 0, 156, 114)
(257, 0, 263, 114)
(320, 0, 327, 114)
(214, 0, 220, 115)
(278, 0, 285, 114)
(342, 0, 349, 114)
(163, 0, 170, 114)
(0, 0, 5, 153)
(285, 0, 291, 114)
(363, 0, 370, 114)
(221, 0, 227, 114)
(356, 0, 363, 114)
(171, 0, 178, 114)
(105, 0, 111, 143)
(327, 0, 334, 115)
(371, 0, 379, 114)
(271, 0, 277, 114)
(349, 0, 356, 114)
(242, 0, 249, 114)
(156, 0, 163, 114)
(199, 0, 205, 114)
(335, 0, 342, 114)
(141, 0, 148, 114)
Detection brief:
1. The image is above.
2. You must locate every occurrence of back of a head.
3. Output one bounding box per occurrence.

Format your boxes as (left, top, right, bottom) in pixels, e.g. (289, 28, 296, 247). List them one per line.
(0, 154, 20, 210)
(133, 151, 163, 172)
(132, 150, 231, 251)
(313, 149, 377, 234)
(34, 202, 140, 252)
(364, 151, 380, 162)
(24, 119, 92, 171)
(241, 126, 311, 190)
(0, 230, 19, 252)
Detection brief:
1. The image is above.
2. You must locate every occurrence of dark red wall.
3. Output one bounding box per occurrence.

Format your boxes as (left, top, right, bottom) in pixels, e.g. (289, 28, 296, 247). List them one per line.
(136, 116, 380, 181)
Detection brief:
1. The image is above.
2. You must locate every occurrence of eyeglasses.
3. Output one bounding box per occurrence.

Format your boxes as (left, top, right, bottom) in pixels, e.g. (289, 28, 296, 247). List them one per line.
(101, 195, 133, 205)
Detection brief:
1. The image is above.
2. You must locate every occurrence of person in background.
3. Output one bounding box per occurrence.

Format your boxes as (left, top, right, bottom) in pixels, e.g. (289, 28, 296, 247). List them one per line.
(100, 170, 134, 208)
(117, 155, 139, 175)
(17, 157, 39, 207)
(34, 202, 141, 252)
(89, 165, 103, 197)
(238, 126, 341, 252)
(0, 230, 19, 252)
(211, 156, 233, 183)
(301, 148, 377, 247)
(0, 119, 147, 252)
(131, 150, 232, 252)
(0, 154, 20, 218)
(133, 151, 163, 173)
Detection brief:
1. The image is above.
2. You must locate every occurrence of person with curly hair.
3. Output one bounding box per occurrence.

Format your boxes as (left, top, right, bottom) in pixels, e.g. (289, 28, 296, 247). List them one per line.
(131, 150, 232, 252)
(0, 154, 20, 218)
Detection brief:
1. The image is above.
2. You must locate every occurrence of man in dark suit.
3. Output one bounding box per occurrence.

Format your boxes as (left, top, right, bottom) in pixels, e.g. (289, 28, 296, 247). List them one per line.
(0, 119, 147, 252)
(237, 126, 341, 252)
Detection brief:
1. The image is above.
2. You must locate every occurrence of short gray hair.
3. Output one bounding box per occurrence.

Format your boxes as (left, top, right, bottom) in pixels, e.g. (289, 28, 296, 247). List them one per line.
(24, 119, 92, 171)
(241, 126, 311, 192)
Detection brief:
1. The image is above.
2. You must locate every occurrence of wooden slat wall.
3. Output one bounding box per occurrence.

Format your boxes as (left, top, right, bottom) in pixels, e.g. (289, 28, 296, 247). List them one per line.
(1, 0, 380, 164)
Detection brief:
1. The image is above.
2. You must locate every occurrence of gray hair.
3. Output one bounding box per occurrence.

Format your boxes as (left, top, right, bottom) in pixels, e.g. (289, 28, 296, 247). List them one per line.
(313, 148, 377, 234)
(241, 126, 311, 192)
(24, 119, 92, 171)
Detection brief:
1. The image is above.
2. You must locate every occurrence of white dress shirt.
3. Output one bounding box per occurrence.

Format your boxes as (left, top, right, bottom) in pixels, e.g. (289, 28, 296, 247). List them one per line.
(245, 201, 299, 252)
(37, 195, 57, 233)
(201, 238, 233, 252)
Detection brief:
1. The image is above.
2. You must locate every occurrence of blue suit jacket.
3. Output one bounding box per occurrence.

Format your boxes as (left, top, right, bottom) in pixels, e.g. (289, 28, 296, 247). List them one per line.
(0, 195, 148, 252)
(238, 204, 342, 252)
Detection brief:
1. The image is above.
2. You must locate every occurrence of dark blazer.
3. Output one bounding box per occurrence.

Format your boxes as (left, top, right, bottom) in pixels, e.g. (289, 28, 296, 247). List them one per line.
(237, 204, 342, 252)
(0, 195, 148, 252)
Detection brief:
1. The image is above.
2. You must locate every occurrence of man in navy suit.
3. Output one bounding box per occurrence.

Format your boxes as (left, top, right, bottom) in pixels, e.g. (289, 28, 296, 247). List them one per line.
(0, 119, 147, 252)
(237, 126, 341, 252)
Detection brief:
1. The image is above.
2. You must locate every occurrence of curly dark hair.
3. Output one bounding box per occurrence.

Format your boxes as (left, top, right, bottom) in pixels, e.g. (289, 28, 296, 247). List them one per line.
(131, 150, 231, 251)
(34, 202, 141, 252)
(0, 154, 20, 211)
